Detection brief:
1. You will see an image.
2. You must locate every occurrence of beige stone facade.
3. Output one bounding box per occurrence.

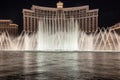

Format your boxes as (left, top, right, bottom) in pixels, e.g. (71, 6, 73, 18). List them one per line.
(0, 20, 18, 36)
(109, 23, 120, 34)
(23, 2, 98, 33)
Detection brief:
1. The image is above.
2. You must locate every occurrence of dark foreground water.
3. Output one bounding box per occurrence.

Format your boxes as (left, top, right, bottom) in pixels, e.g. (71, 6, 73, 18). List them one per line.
(0, 52, 120, 80)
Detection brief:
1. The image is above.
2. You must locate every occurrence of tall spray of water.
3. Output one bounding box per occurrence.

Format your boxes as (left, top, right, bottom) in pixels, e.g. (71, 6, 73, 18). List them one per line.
(0, 18, 119, 51)
(36, 18, 80, 51)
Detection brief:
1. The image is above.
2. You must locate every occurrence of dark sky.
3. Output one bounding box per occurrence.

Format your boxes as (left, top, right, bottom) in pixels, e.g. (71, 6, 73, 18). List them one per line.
(0, 0, 120, 32)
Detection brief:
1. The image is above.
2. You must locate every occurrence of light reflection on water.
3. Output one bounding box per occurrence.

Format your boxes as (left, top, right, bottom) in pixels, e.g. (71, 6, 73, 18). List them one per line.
(0, 52, 120, 80)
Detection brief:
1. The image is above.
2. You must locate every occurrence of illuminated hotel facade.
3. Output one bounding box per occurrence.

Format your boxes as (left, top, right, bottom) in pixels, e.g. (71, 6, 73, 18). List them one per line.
(0, 20, 18, 36)
(23, 1, 98, 33)
(109, 23, 120, 34)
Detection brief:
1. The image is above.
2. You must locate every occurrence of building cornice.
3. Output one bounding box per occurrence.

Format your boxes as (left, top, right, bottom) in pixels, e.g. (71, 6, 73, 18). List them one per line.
(31, 5, 89, 11)
(87, 9, 99, 12)
(23, 9, 34, 13)
(10, 24, 18, 27)
(0, 20, 12, 23)
(63, 5, 89, 11)
(31, 5, 57, 11)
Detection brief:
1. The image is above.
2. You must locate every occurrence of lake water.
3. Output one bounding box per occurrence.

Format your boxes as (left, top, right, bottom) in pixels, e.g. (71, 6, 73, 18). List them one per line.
(0, 52, 120, 80)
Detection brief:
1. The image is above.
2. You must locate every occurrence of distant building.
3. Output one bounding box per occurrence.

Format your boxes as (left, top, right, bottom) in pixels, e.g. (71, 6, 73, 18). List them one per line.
(0, 20, 18, 36)
(23, 1, 98, 33)
(109, 23, 120, 34)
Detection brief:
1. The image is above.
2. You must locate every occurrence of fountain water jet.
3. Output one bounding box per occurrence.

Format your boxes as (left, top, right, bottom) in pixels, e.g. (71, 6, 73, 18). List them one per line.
(0, 18, 119, 51)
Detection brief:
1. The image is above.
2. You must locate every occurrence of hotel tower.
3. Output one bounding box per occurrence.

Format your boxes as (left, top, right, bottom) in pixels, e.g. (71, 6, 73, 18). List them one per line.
(0, 20, 18, 36)
(23, 1, 98, 33)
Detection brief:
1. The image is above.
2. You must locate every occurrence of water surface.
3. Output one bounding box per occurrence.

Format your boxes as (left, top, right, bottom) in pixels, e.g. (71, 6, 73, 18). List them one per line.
(0, 52, 120, 80)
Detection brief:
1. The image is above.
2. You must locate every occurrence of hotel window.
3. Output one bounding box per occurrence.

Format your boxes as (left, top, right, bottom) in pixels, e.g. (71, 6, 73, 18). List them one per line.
(32, 18, 34, 31)
(90, 17, 93, 32)
(25, 17, 27, 30)
(28, 17, 31, 31)
(94, 17, 96, 30)
(80, 19, 82, 30)
(83, 18, 86, 31)
(87, 18, 89, 32)
(90, 12, 93, 16)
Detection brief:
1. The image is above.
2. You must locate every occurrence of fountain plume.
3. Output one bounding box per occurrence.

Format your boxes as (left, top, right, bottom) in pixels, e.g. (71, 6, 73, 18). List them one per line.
(0, 18, 119, 51)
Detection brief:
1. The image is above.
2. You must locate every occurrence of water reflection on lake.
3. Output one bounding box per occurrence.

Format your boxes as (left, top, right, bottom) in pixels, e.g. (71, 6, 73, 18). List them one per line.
(0, 52, 120, 80)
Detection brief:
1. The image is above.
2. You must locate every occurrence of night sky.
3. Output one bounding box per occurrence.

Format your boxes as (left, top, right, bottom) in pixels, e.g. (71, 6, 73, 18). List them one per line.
(0, 0, 120, 33)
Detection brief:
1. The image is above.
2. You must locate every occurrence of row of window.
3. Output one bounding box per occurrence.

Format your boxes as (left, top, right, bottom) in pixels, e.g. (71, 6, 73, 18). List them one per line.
(24, 12, 98, 19)
(24, 16, 98, 33)
(0, 28, 18, 35)
(24, 17, 38, 32)
(34, 8, 86, 14)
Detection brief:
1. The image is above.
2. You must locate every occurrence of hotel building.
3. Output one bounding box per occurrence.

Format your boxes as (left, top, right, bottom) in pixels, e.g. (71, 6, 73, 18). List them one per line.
(109, 23, 120, 34)
(23, 1, 98, 33)
(0, 20, 18, 36)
